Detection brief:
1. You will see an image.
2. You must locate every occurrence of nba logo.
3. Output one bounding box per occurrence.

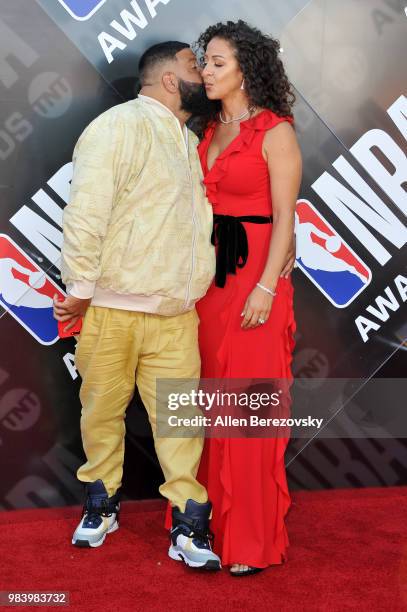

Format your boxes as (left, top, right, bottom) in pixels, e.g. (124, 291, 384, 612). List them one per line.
(0, 234, 66, 345)
(56, 0, 107, 20)
(295, 200, 372, 308)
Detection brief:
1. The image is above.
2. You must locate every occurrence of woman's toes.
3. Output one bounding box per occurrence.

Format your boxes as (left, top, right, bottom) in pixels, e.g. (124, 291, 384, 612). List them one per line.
(230, 563, 249, 573)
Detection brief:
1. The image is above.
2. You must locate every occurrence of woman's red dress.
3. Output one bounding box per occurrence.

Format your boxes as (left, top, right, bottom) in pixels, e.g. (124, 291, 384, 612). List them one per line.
(195, 109, 297, 568)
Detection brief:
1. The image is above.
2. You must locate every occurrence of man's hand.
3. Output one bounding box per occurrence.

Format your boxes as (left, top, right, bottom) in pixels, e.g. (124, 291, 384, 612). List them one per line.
(53, 294, 91, 331)
(280, 234, 296, 278)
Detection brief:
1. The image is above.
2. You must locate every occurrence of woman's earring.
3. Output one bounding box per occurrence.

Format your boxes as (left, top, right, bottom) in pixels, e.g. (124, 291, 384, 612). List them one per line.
(240, 79, 245, 90)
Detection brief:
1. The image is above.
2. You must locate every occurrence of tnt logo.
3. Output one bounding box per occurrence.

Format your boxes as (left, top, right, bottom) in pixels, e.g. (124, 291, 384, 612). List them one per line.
(57, 0, 107, 20)
(295, 200, 372, 308)
(0, 234, 66, 345)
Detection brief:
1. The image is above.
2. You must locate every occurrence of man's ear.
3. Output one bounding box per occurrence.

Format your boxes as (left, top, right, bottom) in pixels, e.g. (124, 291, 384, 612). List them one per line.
(162, 71, 178, 93)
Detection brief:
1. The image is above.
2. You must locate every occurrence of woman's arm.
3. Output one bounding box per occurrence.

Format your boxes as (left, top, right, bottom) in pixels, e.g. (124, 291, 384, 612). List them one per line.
(260, 121, 302, 289)
(241, 121, 302, 329)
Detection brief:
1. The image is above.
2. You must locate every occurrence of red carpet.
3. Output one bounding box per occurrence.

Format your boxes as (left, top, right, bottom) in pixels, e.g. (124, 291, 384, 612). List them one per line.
(0, 487, 406, 611)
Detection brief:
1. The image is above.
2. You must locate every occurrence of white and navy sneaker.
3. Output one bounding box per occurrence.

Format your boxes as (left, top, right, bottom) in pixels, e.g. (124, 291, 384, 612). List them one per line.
(168, 499, 221, 570)
(72, 480, 120, 548)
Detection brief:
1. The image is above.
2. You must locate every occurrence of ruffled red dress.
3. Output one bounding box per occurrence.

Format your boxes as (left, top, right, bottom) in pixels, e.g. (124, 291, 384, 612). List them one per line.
(195, 109, 297, 568)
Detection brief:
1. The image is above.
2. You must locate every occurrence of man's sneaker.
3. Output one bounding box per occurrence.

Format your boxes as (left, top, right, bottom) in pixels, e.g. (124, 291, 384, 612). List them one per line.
(72, 480, 120, 548)
(168, 499, 221, 570)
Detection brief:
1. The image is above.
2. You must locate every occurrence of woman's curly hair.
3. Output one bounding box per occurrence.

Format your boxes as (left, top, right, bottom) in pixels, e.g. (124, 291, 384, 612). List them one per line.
(192, 20, 296, 137)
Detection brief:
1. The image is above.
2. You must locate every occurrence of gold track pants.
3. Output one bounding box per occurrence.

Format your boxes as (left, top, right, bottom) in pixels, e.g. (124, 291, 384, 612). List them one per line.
(74, 305, 207, 512)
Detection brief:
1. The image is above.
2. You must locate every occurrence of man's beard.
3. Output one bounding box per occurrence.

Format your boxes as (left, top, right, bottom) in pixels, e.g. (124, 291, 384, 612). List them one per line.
(179, 79, 215, 116)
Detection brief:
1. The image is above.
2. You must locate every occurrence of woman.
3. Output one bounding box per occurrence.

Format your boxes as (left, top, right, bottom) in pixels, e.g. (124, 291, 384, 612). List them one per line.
(195, 20, 302, 576)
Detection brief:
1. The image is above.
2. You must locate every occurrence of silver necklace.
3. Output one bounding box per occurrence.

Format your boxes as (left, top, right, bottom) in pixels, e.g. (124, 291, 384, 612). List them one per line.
(219, 106, 255, 124)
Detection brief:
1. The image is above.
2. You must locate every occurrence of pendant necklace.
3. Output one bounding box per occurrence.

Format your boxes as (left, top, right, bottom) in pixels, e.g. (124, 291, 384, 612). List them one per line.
(219, 106, 255, 124)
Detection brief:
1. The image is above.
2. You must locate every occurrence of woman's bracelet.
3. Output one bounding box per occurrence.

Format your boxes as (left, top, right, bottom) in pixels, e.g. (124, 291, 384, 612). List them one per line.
(256, 282, 277, 297)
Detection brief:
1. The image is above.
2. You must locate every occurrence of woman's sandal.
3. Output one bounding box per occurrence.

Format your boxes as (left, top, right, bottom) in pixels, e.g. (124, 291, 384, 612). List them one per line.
(229, 565, 264, 577)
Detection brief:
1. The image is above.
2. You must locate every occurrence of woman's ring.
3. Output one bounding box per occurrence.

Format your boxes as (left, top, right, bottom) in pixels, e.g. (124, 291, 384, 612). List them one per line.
(258, 318, 265, 324)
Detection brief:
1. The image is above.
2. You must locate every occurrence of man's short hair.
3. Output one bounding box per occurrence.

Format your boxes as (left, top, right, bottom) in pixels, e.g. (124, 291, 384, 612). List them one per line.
(138, 41, 190, 85)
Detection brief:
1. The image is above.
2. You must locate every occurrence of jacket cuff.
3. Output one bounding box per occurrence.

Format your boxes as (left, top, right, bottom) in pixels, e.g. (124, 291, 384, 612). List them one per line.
(67, 280, 96, 299)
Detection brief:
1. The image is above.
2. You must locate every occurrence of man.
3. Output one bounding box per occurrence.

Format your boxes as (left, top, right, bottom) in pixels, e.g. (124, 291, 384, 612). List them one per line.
(54, 41, 220, 570)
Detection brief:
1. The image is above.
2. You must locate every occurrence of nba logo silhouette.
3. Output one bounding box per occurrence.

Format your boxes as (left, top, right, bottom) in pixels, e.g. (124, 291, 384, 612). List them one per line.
(295, 200, 372, 308)
(0, 234, 66, 345)
(57, 0, 107, 20)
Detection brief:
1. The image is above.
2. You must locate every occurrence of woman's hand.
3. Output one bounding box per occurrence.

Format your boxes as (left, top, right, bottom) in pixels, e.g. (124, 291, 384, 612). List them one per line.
(241, 286, 274, 329)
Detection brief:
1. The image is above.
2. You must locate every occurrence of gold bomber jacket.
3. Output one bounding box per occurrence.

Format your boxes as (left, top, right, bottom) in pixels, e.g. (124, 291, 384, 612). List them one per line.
(61, 97, 216, 316)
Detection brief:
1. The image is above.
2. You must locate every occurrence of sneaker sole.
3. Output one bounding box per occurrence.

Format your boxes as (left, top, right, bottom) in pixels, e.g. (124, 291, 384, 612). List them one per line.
(168, 546, 221, 570)
(72, 521, 119, 548)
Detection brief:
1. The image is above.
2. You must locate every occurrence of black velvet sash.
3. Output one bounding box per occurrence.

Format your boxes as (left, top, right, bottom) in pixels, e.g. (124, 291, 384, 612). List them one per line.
(211, 213, 273, 288)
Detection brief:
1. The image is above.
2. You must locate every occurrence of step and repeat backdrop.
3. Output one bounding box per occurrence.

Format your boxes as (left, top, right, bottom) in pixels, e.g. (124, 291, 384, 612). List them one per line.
(0, 0, 406, 509)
